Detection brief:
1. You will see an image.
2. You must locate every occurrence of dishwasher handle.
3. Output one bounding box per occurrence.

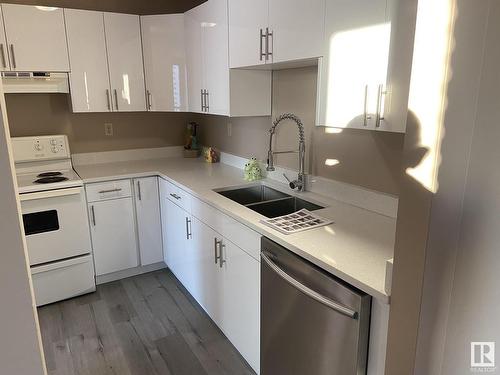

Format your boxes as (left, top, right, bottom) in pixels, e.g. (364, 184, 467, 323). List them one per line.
(261, 252, 358, 319)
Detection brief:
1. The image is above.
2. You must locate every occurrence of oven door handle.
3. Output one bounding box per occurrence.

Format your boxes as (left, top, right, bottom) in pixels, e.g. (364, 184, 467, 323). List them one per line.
(19, 187, 83, 201)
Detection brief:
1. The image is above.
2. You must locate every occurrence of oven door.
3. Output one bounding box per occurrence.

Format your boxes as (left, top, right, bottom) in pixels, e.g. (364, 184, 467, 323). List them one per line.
(20, 187, 92, 265)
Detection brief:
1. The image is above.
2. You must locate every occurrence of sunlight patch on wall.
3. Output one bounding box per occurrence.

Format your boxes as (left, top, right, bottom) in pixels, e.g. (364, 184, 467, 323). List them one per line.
(406, 0, 457, 193)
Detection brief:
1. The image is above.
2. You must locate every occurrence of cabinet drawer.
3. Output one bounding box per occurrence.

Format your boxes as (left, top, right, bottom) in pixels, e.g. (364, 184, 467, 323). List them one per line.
(191, 196, 260, 261)
(86, 179, 132, 202)
(162, 178, 191, 212)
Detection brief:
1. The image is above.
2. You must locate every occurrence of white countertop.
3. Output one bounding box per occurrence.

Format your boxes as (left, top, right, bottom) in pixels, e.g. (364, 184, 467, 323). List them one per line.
(75, 157, 396, 303)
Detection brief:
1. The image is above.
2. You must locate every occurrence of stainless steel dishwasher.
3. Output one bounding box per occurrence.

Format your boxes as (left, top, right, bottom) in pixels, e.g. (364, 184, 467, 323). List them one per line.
(261, 237, 371, 375)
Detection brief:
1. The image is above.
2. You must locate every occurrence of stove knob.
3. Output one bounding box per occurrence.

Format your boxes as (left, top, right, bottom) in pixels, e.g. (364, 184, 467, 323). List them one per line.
(51, 146, 59, 153)
(50, 139, 58, 146)
(34, 143, 43, 151)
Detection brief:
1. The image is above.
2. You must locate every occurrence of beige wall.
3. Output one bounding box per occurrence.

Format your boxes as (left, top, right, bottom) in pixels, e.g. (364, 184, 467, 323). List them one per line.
(196, 67, 404, 196)
(2, 0, 205, 14)
(6, 94, 188, 153)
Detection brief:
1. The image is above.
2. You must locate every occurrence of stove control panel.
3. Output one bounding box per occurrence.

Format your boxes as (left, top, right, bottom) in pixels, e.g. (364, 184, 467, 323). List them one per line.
(11, 135, 70, 163)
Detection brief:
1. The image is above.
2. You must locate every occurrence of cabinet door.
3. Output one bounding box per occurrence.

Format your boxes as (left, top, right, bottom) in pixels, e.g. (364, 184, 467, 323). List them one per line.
(104, 12, 146, 112)
(269, 0, 325, 63)
(0, 7, 10, 71)
(65, 9, 112, 113)
(184, 5, 204, 113)
(163, 198, 190, 283)
(141, 14, 188, 112)
(134, 177, 163, 266)
(201, 0, 230, 116)
(316, 0, 389, 129)
(228, 0, 268, 68)
(89, 198, 139, 276)
(221, 240, 260, 373)
(190, 217, 224, 326)
(2, 4, 69, 72)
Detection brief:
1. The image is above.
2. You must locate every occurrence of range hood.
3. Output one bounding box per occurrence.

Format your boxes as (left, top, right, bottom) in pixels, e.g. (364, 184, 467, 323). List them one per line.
(1, 72, 69, 94)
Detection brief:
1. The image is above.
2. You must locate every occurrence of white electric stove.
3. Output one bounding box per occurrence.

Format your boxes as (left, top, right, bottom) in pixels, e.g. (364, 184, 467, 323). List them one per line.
(12, 135, 96, 306)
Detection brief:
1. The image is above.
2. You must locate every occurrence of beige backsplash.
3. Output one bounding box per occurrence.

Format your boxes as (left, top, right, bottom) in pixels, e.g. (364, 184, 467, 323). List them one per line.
(6, 93, 188, 154)
(195, 66, 405, 196)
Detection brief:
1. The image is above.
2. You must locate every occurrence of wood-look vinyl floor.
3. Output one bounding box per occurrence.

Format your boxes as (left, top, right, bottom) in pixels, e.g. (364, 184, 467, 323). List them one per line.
(37, 270, 256, 375)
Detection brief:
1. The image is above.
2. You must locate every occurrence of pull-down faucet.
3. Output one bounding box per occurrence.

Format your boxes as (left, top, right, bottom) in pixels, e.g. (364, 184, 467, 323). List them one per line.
(266, 113, 306, 192)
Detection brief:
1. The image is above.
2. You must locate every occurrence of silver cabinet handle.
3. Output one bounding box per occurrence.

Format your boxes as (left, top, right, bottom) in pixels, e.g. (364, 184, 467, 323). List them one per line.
(185, 217, 192, 240)
(214, 238, 222, 264)
(200, 89, 204, 111)
(169, 193, 181, 200)
(98, 188, 122, 194)
(113, 89, 119, 111)
(265, 27, 273, 60)
(0, 44, 6, 68)
(219, 243, 226, 268)
(375, 84, 385, 128)
(9, 44, 16, 69)
(90, 205, 96, 226)
(146, 90, 152, 110)
(261, 252, 358, 319)
(137, 181, 142, 201)
(205, 90, 209, 112)
(106, 89, 111, 111)
(259, 28, 266, 61)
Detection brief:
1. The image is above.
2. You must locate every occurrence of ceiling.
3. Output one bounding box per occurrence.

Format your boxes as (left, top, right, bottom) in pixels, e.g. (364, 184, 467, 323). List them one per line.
(2, 0, 207, 14)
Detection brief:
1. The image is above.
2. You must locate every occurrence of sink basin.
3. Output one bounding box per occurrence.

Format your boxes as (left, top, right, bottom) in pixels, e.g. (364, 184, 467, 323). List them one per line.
(216, 185, 324, 218)
(247, 197, 324, 218)
(217, 185, 290, 205)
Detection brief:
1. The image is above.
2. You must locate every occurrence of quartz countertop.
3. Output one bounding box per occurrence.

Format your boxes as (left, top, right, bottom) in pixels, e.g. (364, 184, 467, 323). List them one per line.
(75, 157, 396, 303)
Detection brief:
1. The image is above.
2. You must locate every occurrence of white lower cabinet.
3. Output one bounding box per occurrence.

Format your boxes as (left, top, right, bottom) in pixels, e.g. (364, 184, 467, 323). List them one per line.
(88, 197, 139, 276)
(162, 195, 191, 283)
(220, 238, 260, 372)
(159, 178, 260, 373)
(134, 177, 163, 266)
(189, 218, 225, 325)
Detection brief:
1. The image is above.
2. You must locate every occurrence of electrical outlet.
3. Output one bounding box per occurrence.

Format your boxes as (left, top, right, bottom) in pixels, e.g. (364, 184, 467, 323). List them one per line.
(104, 123, 113, 136)
(227, 122, 232, 137)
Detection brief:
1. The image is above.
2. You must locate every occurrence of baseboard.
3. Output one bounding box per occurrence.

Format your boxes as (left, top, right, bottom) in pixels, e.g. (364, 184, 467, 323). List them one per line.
(96, 262, 167, 285)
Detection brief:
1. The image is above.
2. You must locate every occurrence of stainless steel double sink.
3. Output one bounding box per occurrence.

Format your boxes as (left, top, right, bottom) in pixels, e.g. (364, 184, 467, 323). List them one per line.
(216, 185, 324, 218)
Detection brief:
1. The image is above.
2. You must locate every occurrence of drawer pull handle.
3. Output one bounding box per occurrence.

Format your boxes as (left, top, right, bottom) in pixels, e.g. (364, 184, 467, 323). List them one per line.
(170, 193, 181, 200)
(98, 188, 123, 194)
(214, 238, 222, 264)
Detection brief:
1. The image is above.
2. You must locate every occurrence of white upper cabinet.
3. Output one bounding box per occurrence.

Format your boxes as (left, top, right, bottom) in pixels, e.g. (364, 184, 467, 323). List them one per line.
(104, 12, 146, 112)
(184, 5, 204, 114)
(201, 0, 230, 116)
(228, 0, 268, 68)
(141, 14, 188, 112)
(316, 0, 406, 132)
(0, 7, 10, 71)
(228, 0, 325, 68)
(268, 0, 325, 64)
(1, 4, 69, 72)
(186, 0, 271, 117)
(65, 9, 112, 112)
